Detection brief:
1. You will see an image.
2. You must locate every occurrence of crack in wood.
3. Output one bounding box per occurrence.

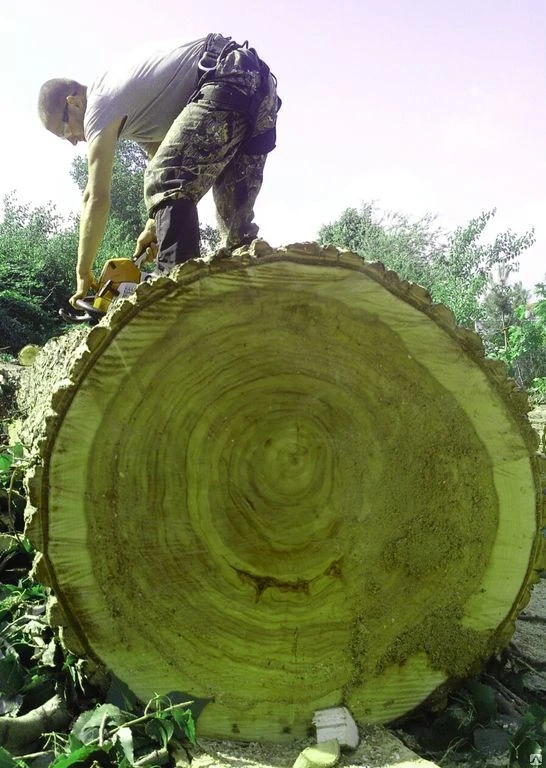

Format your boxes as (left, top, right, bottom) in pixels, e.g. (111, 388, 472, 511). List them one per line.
(233, 567, 310, 600)
(233, 559, 344, 601)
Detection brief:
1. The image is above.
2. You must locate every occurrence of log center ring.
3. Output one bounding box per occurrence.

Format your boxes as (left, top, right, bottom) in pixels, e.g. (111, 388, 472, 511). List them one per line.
(249, 420, 325, 503)
(186, 387, 343, 577)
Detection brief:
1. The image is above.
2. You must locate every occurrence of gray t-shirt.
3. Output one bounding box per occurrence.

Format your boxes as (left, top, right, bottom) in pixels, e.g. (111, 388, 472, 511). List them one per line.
(84, 38, 206, 148)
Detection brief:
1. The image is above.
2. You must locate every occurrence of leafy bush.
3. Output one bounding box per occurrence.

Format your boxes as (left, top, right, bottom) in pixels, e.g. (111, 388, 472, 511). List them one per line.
(0, 290, 59, 351)
(318, 204, 535, 329)
(0, 195, 77, 353)
(489, 291, 546, 391)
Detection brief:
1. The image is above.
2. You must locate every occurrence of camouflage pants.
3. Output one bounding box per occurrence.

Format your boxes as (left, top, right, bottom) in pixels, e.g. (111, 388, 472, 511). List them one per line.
(144, 41, 279, 249)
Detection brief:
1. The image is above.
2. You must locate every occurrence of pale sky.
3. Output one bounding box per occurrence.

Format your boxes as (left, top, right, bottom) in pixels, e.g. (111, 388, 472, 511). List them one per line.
(3, 0, 546, 289)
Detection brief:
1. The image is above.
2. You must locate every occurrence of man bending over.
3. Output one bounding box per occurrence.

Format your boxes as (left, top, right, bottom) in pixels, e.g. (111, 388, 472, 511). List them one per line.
(38, 34, 280, 306)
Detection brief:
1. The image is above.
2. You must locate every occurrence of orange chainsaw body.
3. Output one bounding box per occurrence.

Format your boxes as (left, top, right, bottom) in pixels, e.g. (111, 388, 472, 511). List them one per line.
(92, 258, 142, 313)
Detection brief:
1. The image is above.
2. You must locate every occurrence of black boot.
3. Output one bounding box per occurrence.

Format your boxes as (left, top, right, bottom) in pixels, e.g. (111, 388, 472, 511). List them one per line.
(154, 198, 201, 272)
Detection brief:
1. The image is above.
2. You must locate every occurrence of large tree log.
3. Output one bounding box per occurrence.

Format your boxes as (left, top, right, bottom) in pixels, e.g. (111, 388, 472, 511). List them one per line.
(19, 241, 544, 743)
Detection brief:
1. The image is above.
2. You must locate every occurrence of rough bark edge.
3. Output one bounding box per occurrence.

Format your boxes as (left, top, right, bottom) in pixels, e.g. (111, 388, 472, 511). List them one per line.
(22, 241, 545, 669)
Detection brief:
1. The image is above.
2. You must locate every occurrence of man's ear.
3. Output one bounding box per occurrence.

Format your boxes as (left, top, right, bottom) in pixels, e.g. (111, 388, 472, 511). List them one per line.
(67, 93, 85, 110)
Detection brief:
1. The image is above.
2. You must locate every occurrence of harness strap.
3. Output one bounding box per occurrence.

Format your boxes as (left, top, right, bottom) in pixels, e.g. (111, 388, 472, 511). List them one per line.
(198, 33, 244, 76)
(187, 34, 280, 154)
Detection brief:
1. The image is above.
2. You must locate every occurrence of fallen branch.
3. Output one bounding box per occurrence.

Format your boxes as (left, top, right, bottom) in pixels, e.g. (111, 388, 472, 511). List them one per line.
(0, 694, 71, 753)
(134, 747, 169, 766)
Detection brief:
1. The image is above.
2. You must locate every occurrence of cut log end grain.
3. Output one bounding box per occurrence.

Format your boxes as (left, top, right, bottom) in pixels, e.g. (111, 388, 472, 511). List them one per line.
(21, 241, 545, 742)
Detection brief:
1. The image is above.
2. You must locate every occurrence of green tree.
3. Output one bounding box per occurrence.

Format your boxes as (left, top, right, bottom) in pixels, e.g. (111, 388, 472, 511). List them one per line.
(427, 211, 535, 328)
(478, 266, 529, 355)
(488, 283, 546, 396)
(318, 204, 535, 328)
(0, 194, 78, 352)
(318, 204, 439, 287)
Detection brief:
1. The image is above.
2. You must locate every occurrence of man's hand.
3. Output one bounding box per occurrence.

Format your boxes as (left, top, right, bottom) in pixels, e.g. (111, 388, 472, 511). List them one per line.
(69, 270, 96, 308)
(133, 219, 158, 261)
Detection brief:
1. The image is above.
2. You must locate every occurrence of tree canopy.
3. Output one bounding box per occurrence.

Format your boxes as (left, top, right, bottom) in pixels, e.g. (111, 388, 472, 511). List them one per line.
(318, 204, 536, 328)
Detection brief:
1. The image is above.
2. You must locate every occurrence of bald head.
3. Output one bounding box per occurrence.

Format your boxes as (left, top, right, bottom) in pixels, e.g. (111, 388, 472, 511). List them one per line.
(38, 78, 86, 130)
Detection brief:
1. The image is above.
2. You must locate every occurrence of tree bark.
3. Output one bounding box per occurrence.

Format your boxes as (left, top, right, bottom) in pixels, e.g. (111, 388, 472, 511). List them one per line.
(19, 241, 545, 742)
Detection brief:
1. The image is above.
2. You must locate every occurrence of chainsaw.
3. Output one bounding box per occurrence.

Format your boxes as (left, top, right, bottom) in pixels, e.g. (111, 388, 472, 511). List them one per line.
(59, 251, 153, 324)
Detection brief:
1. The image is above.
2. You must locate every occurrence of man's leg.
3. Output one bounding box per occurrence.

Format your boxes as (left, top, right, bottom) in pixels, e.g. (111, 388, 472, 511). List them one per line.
(153, 198, 201, 271)
(144, 44, 278, 270)
(212, 65, 278, 250)
(213, 151, 268, 250)
(144, 99, 249, 271)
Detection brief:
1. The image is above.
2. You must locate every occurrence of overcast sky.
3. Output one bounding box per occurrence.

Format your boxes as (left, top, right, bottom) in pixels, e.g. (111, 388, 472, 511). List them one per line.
(3, 0, 545, 289)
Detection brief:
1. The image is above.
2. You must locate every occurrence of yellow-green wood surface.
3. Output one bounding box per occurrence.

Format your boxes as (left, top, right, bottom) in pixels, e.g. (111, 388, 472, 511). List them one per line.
(24, 242, 544, 742)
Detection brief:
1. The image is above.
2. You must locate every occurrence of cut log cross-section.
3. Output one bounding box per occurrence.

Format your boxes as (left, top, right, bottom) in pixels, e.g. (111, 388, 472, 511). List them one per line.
(22, 241, 544, 742)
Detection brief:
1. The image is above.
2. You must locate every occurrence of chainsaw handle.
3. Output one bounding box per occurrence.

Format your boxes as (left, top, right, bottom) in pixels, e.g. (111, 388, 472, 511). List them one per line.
(58, 298, 105, 325)
(58, 307, 92, 324)
(75, 299, 106, 319)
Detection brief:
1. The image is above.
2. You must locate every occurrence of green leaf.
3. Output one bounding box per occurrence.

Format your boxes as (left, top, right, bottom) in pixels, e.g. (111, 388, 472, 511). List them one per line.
(0, 656, 25, 697)
(113, 726, 134, 766)
(146, 717, 174, 749)
(0, 747, 20, 768)
(21, 538, 34, 555)
(67, 732, 84, 752)
(171, 708, 196, 744)
(0, 454, 12, 473)
(72, 703, 126, 745)
(464, 679, 497, 722)
(528, 703, 546, 724)
(51, 744, 111, 768)
(8, 444, 23, 460)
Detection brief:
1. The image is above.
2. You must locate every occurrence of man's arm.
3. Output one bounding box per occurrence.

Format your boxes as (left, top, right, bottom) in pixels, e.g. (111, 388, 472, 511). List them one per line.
(70, 117, 124, 307)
